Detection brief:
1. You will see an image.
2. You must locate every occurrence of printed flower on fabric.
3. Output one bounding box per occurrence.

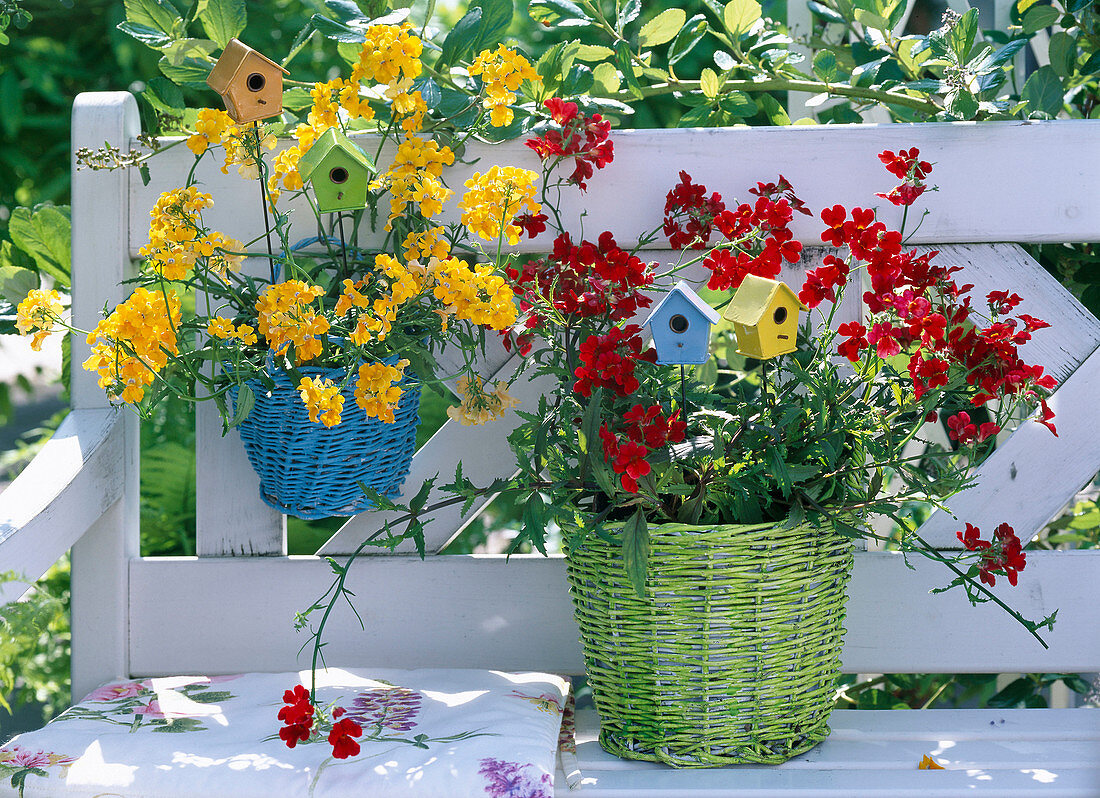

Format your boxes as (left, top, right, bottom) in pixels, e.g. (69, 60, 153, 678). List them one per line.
(479, 757, 553, 798)
(345, 685, 422, 732)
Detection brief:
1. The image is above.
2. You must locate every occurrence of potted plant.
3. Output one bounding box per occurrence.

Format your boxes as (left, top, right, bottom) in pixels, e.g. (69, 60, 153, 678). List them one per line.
(461, 136, 1056, 766)
(17, 25, 546, 519)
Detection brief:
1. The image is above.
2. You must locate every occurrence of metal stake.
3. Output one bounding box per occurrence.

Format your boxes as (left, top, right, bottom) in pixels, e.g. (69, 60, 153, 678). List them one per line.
(254, 121, 276, 283)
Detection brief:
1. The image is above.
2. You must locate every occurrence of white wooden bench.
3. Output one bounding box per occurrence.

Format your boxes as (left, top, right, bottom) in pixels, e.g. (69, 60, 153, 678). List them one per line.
(2, 92, 1099, 795)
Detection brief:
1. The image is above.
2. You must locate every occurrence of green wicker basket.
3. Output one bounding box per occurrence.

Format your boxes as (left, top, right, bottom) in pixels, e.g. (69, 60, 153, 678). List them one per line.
(565, 519, 853, 768)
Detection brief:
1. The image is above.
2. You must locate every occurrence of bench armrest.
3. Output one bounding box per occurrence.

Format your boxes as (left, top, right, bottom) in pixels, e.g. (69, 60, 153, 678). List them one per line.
(0, 408, 126, 604)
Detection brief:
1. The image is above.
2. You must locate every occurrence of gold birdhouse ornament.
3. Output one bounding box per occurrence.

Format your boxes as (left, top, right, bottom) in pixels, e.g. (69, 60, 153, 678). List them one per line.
(723, 274, 807, 360)
(206, 39, 288, 124)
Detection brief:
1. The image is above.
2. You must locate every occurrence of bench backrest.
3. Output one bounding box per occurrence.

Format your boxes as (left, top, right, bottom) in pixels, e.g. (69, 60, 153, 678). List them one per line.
(60, 92, 1100, 699)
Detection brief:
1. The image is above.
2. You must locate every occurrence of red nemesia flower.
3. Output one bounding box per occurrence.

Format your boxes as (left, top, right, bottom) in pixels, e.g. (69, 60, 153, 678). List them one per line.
(573, 325, 656, 398)
(277, 685, 315, 748)
(947, 412, 977, 444)
(599, 405, 686, 493)
(836, 322, 868, 363)
(1036, 399, 1058, 436)
(514, 212, 548, 239)
(328, 717, 362, 759)
(663, 171, 725, 249)
(956, 521, 1026, 587)
(525, 99, 613, 190)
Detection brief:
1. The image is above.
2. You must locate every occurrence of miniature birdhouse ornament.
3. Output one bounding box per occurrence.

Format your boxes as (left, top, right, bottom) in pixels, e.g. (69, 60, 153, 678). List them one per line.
(296, 127, 376, 213)
(644, 280, 720, 365)
(206, 39, 288, 124)
(723, 274, 808, 360)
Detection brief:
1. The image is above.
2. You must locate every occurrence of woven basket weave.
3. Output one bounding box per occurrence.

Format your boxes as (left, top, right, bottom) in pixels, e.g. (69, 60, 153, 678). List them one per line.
(565, 519, 853, 768)
(232, 364, 420, 519)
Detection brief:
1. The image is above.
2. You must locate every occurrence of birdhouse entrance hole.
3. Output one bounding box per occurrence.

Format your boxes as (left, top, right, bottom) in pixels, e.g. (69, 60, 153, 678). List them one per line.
(773, 306, 788, 325)
(669, 314, 689, 333)
(329, 166, 349, 184)
(246, 72, 266, 92)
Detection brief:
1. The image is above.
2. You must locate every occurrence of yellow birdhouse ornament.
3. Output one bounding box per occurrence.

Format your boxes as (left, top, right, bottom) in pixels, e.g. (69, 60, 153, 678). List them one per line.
(206, 39, 288, 124)
(723, 274, 807, 360)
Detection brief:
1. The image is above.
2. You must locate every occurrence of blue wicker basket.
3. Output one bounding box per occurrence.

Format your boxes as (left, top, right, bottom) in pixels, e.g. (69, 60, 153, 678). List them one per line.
(230, 363, 420, 519)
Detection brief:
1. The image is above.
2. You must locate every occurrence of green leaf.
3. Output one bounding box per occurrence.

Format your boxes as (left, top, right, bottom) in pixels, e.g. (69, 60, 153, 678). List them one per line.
(200, 0, 246, 48)
(522, 492, 548, 555)
(9, 205, 71, 284)
(639, 8, 686, 47)
(1047, 31, 1075, 77)
(693, 356, 718, 389)
(439, 7, 482, 67)
(1022, 4, 1059, 34)
(228, 383, 254, 428)
(853, 8, 888, 30)
(1022, 65, 1063, 115)
(0, 264, 38, 305)
(813, 49, 841, 81)
(162, 38, 216, 67)
(125, 0, 183, 37)
(528, 0, 593, 27)
(669, 15, 707, 65)
(947, 89, 979, 118)
(312, 13, 366, 43)
(724, 0, 762, 37)
(573, 44, 615, 62)
(758, 92, 790, 124)
(470, 0, 514, 48)
(615, 41, 644, 98)
(117, 21, 173, 48)
(700, 67, 720, 97)
(591, 62, 621, 93)
(324, 0, 367, 23)
(158, 55, 212, 87)
(767, 446, 792, 497)
(807, 0, 845, 22)
(143, 76, 185, 114)
(947, 7, 978, 60)
(621, 508, 649, 598)
(618, 0, 641, 27)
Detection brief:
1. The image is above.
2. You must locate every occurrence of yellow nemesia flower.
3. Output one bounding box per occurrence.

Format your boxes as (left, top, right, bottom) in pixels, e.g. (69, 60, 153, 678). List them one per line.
(83, 287, 182, 405)
(458, 165, 541, 246)
(352, 24, 423, 88)
(354, 359, 409, 423)
(446, 374, 519, 426)
(298, 376, 344, 427)
(15, 288, 63, 351)
(255, 280, 329, 363)
(468, 45, 541, 127)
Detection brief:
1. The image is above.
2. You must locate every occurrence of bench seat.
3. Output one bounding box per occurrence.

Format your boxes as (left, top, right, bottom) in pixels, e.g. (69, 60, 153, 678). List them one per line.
(560, 708, 1100, 796)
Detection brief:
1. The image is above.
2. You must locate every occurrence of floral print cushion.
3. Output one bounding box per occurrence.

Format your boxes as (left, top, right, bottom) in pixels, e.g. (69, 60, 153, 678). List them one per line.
(0, 668, 570, 798)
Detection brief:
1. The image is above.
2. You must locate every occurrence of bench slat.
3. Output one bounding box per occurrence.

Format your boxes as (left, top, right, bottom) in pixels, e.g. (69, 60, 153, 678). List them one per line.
(561, 708, 1100, 796)
(130, 122, 1100, 254)
(127, 550, 1097, 676)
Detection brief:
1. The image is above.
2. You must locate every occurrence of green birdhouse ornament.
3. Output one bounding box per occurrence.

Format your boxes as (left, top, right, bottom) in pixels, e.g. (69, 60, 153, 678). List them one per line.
(297, 128, 376, 214)
(206, 39, 288, 125)
(723, 274, 807, 360)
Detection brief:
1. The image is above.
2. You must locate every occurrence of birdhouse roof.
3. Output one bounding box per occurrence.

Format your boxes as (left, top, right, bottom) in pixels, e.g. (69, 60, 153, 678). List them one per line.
(206, 39, 288, 94)
(723, 274, 808, 325)
(645, 280, 719, 327)
(297, 127, 376, 181)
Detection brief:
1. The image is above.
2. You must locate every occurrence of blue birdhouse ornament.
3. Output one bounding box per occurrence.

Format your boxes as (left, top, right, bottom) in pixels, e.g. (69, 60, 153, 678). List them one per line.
(644, 280, 719, 365)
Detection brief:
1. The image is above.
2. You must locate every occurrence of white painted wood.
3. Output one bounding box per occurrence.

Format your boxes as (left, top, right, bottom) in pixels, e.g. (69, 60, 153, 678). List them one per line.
(558, 708, 1100, 796)
(786, 0, 815, 121)
(920, 341, 1100, 548)
(195, 394, 286, 556)
(127, 550, 1098, 677)
(69, 93, 142, 698)
(0, 409, 123, 604)
(131, 122, 1100, 254)
(72, 92, 141, 410)
(195, 258, 285, 557)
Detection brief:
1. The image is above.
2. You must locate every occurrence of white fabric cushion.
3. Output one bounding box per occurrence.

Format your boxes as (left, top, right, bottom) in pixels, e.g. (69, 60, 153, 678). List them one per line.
(0, 668, 569, 797)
